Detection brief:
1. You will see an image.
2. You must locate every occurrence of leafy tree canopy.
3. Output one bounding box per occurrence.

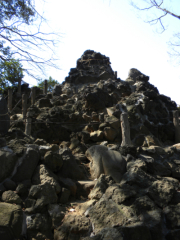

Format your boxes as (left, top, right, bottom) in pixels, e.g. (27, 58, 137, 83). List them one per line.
(0, 58, 24, 92)
(37, 76, 59, 92)
(0, 0, 34, 25)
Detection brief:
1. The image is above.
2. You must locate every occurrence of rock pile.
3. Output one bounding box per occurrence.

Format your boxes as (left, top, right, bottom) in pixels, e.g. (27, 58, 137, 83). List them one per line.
(65, 49, 116, 84)
(0, 50, 179, 240)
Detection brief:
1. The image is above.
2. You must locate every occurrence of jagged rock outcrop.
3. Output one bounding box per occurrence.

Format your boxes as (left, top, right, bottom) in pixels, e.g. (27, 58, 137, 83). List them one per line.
(9, 51, 177, 146)
(65, 49, 116, 84)
(0, 50, 179, 239)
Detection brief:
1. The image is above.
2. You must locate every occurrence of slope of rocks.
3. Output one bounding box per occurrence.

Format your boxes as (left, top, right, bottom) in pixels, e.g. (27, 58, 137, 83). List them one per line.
(0, 50, 179, 240)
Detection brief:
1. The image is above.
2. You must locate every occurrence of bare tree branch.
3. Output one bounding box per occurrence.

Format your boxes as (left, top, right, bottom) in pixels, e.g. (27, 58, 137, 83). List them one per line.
(0, 0, 61, 79)
(131, 0, 180, 64)
(131, 0, 180, 28)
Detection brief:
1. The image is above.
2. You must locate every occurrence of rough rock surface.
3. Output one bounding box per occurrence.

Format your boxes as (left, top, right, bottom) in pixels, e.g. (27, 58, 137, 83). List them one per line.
(32, 164, 61, 194)
(65, 50, 115, 84)
(12, 147, 40, 182)
(0, 147, 17, 182)
(2, 190, 22, 205)
(0, 203, 23, 240)
(0, 50, 180, 240)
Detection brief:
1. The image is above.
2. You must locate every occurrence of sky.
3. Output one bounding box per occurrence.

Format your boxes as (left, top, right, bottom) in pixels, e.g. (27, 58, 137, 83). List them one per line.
(25, 0, 180, 104)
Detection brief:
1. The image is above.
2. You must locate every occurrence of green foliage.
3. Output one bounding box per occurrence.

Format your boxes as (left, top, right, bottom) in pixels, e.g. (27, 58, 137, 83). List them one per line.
(0, 58, 24, 92)
(37, 76, 59, 92)
(0, 0, 34, 25)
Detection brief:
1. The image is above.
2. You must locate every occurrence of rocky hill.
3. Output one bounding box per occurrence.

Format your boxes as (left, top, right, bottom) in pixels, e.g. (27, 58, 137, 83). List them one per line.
(0, 50, 180, 240)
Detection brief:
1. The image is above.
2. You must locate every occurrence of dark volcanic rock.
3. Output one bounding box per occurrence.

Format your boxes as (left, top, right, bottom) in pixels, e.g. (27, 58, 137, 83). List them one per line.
(121, 75, 177, 144)
(88, 195, 138, 234)
(2, 190, 22, 205)
(58, 148, 85, 180)
(83, 88, 114, 111)
(37, 97, 52, 108)
(54, 214, 91, 240)
(0, 203, 23, 240)
(126, 68, 149, 84)
(52, 84, 62, 96)
(1, 50, 180, 240)
(65, 50, 116, 84)
(0, 95, 10, 135)
(148, 177, 179, 208)
(26, 212, 53, 240)
(12, 147, 40, 183)
(43, 151, 63, 173)
(164, 204, 180, 229)
(88, 174, 115, 200)
(0, 147, 17, 182)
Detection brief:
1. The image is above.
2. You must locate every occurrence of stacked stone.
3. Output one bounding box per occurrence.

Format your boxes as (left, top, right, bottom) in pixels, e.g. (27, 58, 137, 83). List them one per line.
(0, 50, 180, 239)
(65, 49, 116, 84)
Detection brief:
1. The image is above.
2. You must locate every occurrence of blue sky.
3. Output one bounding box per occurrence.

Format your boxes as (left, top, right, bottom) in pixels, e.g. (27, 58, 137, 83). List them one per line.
(25, 0, 180, 104)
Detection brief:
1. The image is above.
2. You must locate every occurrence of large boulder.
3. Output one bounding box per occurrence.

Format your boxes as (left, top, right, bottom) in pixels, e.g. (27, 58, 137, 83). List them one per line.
(88, 174, 115, 200)
(148, 177, 179, 208)
(2, 190, 22, 205)
(127, 68, 149, 84)
(0, 147, 17, 182)
(164, 204, 180, 229)
(54, 214, 91, 240)
(84, 88, 114, 111)
(121, 167, 156, 188)
(7, 139, 26, 157)
(52, 84, 62, 96)
(105, 183, 136, 204)
(26, 212, 53, 240)
(32, 164, 61, 194)
(12, 147, 40, 183)
(85, 145, 127, 182)
(28, 182, 58, 210)
(43, 151, 63, 172)
(88, 195, 138, 235)
(0, 202, 23, 240)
